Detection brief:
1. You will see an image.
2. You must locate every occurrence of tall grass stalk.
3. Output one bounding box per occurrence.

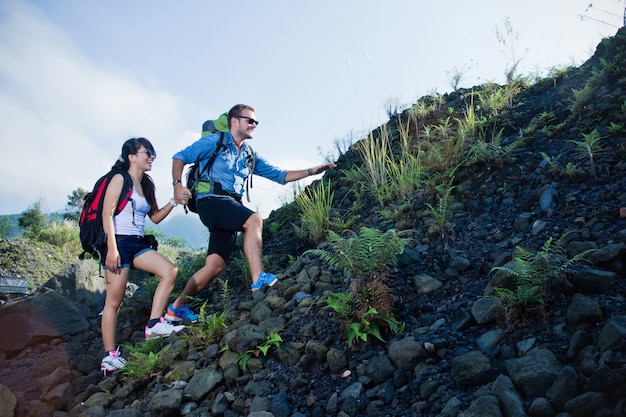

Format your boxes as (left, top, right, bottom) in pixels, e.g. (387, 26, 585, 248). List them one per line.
(387, 153, 423, 203)
(294, 180, 334, 243)
(357, 128, 393, 207)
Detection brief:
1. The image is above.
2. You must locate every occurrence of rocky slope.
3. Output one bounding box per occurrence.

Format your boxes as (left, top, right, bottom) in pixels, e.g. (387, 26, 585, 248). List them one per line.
(1, 27, 626, 417)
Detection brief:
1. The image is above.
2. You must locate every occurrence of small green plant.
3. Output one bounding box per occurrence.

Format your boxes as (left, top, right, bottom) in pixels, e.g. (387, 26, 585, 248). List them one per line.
(493, 285, 544, 307)
(540, 152, 561, 173)
(492, 234, 594, 291)
(121, 338, 168, 380)
(305, 227, 408, 278)
(463, 126, 520, 168)
(185, 304, 229, 351)
(355, 124, 426, 207)
(230, 250, 251, 281)
(570, 129, 604, 178)
(324, 274, 404, 348)
(477, 83, 509, 118)
(425, 180, 456, 230)
(539, 124, 559, 138)
(490, 233, 595, 328)
(238, 331, 283, 372)
(456, 100, 481, 141)
(570, 81, 595, 115)
(346, 308, 385, 347)
(377, 202, 410, 223)
(218, 278, 230, 301)
(445, 61, 474, 92)
(522, 123, 537, 137)
(537, 111, 557, 125)
(565, 162, 579, 178)
(607, 121, 624, 135)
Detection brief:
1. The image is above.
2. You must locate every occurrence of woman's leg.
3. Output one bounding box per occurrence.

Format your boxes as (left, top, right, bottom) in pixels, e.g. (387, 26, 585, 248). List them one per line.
(101, 268, 129, 352)
(133, 250, 178, 320)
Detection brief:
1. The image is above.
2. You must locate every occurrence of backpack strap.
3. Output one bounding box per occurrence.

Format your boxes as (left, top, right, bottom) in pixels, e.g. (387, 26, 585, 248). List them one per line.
(196, 131, 227, 181)
(114, 170, 133, 215)
(244, 144, 255, 203)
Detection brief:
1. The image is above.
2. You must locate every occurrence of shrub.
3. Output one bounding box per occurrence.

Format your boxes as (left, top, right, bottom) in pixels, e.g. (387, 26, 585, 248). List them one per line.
(490, 233, 595, 328)
(37, 219, 82, 255)
(324, 274, 404, 348)
(305, 227, 408, 278)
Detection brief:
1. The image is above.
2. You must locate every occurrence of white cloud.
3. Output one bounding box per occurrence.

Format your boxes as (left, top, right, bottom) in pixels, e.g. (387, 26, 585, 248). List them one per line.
(0, 2, 187, 214)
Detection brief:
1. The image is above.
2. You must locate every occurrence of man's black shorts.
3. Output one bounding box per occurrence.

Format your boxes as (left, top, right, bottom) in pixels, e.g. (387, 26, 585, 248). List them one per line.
(197, 196, 254, 261)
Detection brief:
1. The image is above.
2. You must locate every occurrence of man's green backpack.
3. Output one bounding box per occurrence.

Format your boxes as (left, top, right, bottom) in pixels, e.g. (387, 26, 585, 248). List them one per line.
(201, 112, 229, 137)
(185, 113, 255, 213)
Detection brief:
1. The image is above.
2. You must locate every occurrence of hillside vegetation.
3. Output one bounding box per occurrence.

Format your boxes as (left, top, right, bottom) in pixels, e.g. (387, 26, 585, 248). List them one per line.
(1, 27, 626, 417)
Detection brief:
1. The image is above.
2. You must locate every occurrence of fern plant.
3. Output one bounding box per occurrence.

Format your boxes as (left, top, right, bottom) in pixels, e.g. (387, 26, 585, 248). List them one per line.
(570, 81, 596, 115)
(425, 181, 456, 231)
(490, 233, 595, 326)
(607, 121, 624, 135)
(305, 227, 408, 278)
(185, 304, 229, 351)
(121, 338, 169, 380)
(310, 227, 408, 348)
(493, 285, 544, 307)
(492, 234, 594, 289)
(325, 275, 405, 348)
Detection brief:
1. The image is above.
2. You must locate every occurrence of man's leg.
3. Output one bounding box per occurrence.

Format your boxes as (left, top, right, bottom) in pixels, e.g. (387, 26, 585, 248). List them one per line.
(242, 212, 263, 285)
(171, 253, 225, 309)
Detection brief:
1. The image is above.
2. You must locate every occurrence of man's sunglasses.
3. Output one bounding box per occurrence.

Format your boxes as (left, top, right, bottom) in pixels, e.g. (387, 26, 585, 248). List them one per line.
(234, 115, 259, 126)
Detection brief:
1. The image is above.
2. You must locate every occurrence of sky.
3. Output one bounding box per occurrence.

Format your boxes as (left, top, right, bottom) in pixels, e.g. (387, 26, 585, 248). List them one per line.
(0, 0, 623, 220)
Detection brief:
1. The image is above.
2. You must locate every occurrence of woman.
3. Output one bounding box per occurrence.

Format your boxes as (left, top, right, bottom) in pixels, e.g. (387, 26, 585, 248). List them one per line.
(100, 137, 184, 375)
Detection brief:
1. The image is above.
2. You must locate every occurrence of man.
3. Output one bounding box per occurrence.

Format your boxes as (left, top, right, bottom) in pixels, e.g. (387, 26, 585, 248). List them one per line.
(166, 104, 336, 323)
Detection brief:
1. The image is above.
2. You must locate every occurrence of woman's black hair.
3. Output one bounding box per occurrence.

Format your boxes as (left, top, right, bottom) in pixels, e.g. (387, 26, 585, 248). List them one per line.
(112, 137, 158, 215)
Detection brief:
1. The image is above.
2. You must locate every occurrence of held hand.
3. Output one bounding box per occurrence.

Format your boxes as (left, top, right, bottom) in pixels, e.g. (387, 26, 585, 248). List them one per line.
(310, 163, 337, 175)
(173, 183, 191, 205)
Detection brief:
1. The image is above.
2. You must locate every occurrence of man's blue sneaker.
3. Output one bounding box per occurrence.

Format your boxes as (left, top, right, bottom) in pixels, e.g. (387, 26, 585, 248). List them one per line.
(164, 303, 199, 324)
(251, 272, 277, 291)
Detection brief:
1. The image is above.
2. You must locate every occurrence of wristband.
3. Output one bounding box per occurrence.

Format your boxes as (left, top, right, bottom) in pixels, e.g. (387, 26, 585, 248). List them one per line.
(169, 198, 178, 207)
(308, 168, 313, 176)
(172, 179, 182, 186)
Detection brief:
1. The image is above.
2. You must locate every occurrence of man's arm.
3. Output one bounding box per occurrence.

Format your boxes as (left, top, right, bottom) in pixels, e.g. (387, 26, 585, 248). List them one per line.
(172, 158, 189, 205)
(284, 163, 336, 183)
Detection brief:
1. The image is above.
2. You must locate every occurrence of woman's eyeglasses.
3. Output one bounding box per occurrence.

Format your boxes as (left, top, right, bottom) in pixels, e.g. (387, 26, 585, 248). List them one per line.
(137, 149, 157, 159)
(234, 115, 259, 126)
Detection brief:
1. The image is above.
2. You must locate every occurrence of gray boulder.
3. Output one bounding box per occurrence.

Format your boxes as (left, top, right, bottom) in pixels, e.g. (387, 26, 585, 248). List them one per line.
(506, 348, 560, 398)
(0, 287, 89, 352)
(44, 260, 105, 318)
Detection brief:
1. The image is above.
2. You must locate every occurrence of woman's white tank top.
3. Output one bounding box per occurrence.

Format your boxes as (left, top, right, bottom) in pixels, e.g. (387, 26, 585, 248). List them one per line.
(113, 187, 150, 236)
